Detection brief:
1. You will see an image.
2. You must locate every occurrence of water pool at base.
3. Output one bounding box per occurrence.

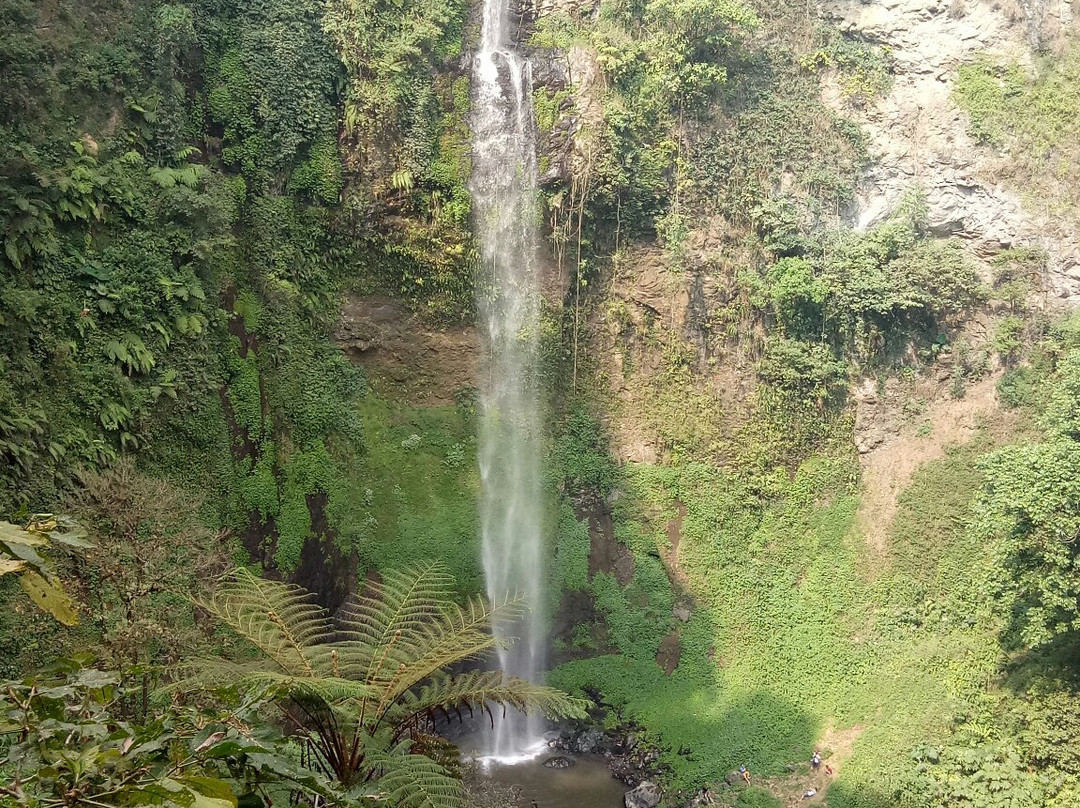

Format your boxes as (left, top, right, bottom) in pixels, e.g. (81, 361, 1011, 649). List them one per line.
(478, 754, 627, 808)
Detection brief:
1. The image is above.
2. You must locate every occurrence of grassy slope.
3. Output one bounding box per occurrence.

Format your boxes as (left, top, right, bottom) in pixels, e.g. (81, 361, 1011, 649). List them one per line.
(349, 392, 483, 594)
(551, 436, 1009, 806)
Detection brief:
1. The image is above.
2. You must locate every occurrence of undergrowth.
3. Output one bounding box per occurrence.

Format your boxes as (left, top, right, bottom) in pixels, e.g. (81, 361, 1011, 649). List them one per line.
(347, 392, 483, 595)
(952, 48, 1080, 216)
(550, 440, 1011, 806)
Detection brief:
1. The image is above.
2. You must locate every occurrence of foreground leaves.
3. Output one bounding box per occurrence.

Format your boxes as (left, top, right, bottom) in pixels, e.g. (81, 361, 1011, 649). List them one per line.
(188, 563, 589, 806)
(0, 664, 244, 808)
(0, 514, 90, 625)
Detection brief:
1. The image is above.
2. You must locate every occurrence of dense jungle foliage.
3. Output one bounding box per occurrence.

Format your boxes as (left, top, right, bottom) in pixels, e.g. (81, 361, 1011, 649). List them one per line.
(3, 0, 1080, 806)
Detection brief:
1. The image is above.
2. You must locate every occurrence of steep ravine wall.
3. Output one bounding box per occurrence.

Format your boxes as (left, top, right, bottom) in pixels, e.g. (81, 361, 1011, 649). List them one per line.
(281, 0, 1080, 799)
(499, 0, 1080, 803)
(822, 0, 1080, 301)
(526, 0, 1080, 466)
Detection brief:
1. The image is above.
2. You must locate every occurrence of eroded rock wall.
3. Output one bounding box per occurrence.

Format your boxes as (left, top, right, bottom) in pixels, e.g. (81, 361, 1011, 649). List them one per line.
(823, 0, 1080, 299)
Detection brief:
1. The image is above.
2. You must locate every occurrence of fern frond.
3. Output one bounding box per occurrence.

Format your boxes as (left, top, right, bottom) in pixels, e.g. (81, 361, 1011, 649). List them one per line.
(337, 564, 459, 678)
(390, 670, 590, 730)
(172, 657, 379, 709)
(194, 568, 334, 676)
(363, 594, 526, 718)
(351, 740, 466, 808)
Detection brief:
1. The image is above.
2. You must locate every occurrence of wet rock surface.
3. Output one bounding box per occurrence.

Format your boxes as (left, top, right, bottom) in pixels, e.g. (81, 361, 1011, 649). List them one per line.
(334, 295, 478, 406)
(550, 723, 667, 788)
(623, 780, 662, 808)
(543, 755, 576, 769)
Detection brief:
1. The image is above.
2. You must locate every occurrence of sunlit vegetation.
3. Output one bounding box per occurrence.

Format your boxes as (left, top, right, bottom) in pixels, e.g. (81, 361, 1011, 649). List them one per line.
(3, 0, 1080, 806)
(952, 48, 1080, 214)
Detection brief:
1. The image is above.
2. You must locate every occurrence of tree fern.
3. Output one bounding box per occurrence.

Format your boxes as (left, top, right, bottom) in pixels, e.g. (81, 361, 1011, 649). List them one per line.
(196, 568, 335, 676)
(188, 564, 589, 803)
(351, 740, 465, 808)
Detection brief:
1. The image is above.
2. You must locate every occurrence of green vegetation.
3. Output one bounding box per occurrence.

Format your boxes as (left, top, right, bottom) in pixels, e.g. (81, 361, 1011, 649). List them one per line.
(952, 54, 1080, 150)
(5, 0, 1080, 807)
(348, 394, 482, 592)
(976, 326, 1080, 648)
(952, 49, 1080, 214)
(800, 28, 893, 104)
(0, 664, 267, 808)
(0, 515, 89, 625)
(549, 438, 998, 804)
(0, 0, 479, 598)
(1, 568, 586, 808)
(188, 565, 586, 802)
(742, 194, 983, 362)
(548, 314, 1080, 807)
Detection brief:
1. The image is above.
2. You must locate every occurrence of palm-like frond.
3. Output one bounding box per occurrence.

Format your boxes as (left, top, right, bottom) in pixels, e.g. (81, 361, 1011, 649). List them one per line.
(335, 565, 521, 679)
(349, 739, 465, 808)
(351, 594, 527, 728)
(181, 656, 379, 706)
(187, 564, 592, 807)
(388, 670, 590, 732)
(195, 568, 334, 677)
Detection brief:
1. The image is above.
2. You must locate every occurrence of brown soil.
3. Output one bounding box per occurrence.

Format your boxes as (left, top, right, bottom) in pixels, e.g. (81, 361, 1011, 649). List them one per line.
(751, 722, 865, 807)
(857, 372, 1006, 559)
(584, 503, 634, 585)
(335, 295, 479, 407)
(655, 630, 682, 675)
(660, 502, 692, 590)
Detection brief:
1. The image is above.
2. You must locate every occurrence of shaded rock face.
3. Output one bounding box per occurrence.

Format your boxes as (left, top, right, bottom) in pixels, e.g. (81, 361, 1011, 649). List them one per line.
(516, 0, 599, 25)
(822, 0, 1080, 300)
(334, 295, 479, 405)
(624, 780, 662, 808)
(550, 588, 613, 665)
(573, 728, 606, 754)
(655, 630, 682, 675)
(584, 502, 635, 585)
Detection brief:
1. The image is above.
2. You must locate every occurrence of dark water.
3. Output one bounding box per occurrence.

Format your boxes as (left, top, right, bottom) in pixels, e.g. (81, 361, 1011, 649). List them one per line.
(480, 755, 627, 808)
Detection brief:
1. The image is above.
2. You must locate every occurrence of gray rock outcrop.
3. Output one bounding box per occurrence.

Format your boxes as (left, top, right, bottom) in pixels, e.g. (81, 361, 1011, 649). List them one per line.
(822, 0, 1080, 301)
(543, 755, 575, 769)
(624, 780, 662, 808)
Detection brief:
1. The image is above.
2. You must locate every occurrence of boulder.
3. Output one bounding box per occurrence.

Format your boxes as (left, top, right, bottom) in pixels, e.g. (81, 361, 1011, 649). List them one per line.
(680, 791, 714, 808)
(543, 756, 575, 769)
(574, 728, 605, 754)
(624, 780, 662, 808)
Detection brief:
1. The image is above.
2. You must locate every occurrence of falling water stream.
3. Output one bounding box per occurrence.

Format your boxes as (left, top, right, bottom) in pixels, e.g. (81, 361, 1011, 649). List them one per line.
(470, 0, 546, 764)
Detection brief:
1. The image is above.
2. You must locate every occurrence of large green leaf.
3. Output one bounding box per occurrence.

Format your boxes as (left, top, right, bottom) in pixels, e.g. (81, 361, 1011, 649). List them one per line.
(3, 537, 48, 572)
(180, 776, 238, 808)
(18, 570, 79, 625)
(0, 520, 47, 546)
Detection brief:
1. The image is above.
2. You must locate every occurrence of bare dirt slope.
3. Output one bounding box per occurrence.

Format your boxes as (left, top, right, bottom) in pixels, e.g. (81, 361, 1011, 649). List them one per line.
(855, 372, 1005, 556)
(335, 295, 479, 406)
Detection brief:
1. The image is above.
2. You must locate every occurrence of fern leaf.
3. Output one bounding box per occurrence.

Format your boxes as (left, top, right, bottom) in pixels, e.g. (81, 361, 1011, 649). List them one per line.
(354, 741, 465, 808)
(391, 670, 590, 729)
(364, 593, 526, 711)
(195, 569, 335, 676)
(336, 564, 521, 691)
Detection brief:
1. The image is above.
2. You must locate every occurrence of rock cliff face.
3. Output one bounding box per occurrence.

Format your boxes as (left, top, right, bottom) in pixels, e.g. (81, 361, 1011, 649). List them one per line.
(822, 0, 1080, 300)
(521, 0, 1080, 469)
(335, 296, 479, 406)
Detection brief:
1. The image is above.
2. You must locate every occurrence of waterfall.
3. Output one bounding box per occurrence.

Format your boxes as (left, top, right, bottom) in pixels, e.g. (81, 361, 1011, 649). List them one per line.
(470, 0, 546, 763)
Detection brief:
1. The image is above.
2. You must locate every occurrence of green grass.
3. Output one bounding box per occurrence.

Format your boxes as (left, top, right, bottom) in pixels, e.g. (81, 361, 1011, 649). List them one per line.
(346, 392, 483, 593)
(550, 440, 1007, 806)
